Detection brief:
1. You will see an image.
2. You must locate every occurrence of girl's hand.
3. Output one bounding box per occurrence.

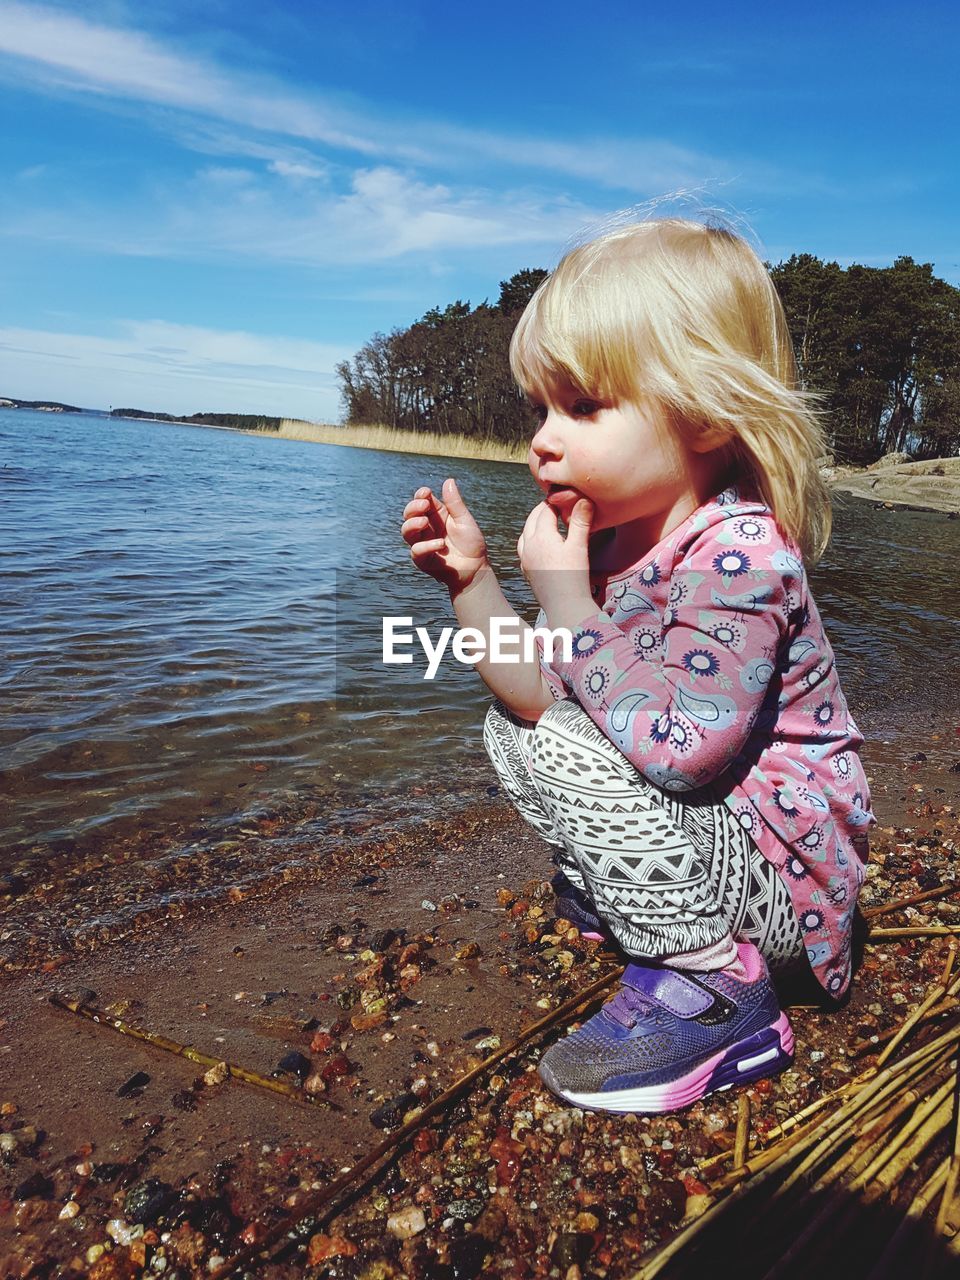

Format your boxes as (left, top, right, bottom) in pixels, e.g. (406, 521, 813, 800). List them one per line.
(517, 499, 597, 627)
(401, 478, 490, 593)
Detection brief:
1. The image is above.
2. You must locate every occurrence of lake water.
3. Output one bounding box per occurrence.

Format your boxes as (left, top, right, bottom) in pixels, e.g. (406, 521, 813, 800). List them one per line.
(2, 408, 959, 950)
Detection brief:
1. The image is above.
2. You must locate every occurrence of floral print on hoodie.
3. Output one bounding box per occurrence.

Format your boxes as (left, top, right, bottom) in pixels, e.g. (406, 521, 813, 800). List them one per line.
(534, 482, 874, 999)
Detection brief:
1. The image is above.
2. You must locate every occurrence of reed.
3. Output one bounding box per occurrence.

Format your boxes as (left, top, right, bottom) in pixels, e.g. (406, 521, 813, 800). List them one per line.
(277, 418, 528, 463)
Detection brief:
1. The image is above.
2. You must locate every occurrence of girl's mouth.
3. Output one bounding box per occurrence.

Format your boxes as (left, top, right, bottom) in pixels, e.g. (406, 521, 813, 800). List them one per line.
(546, 485, 581, 506)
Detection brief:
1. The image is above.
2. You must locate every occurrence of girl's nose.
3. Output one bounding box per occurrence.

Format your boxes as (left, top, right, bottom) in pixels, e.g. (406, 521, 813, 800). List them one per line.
(530, 411, 562, 460)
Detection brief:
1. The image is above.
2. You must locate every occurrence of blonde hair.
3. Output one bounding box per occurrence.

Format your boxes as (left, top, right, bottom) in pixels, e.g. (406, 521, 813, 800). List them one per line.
(509, 215, 833, 563)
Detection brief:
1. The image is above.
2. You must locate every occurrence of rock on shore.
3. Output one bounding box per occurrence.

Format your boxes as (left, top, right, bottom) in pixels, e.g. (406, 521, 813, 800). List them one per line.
(826, 454, 960, 513)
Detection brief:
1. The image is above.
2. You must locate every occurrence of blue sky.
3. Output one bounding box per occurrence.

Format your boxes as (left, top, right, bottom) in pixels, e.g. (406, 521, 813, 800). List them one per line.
(1, 1, 957, 419)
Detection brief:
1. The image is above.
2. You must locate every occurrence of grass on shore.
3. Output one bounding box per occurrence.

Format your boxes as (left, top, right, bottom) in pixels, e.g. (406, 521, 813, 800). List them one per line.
(279, 419, 528, 464)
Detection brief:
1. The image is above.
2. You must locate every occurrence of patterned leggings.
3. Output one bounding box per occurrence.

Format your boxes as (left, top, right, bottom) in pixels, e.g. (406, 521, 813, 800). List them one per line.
(483, 696, 807, 975)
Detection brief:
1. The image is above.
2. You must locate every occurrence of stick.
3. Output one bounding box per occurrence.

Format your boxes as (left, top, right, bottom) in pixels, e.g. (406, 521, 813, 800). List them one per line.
(876, 984, 951, 1067)
(207, 966, 623, 1280)
(941, 941, 958, 987)
(631, 1029, 960, 1280)
(627, 1036, 954, 1280)
(867, 927, 960, 939)
(734, 1095, 750, 1170)
(866, 1158, 950, 1280)
(851, 999, 958, 1057)
(861, 1093, 955, 1205)
(48, 993, 331, 1108)
(725, 1068, 954, 1280)
(862, 883, 960, 919)
(934, 1065, 960, 1236)
(853, 1076, 955, 1192)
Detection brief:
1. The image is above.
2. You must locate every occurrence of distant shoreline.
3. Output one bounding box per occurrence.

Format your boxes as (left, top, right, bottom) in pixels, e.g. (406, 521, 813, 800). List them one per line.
(8, 402, 959, 511)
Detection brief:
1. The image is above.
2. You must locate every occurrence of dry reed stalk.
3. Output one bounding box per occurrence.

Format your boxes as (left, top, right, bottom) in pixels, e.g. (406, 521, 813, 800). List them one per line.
(933, 1065, 960, 1236)
(734, 1095, 750, 1169)
(632, 1047, 938, 1279)
(875, 968, 960, 1070)
(748, 1072, 956, 1280)
(861, 1093, 955, 1205)
(635, 1012, 960, 1279)
(868, 927, 960, 939)
(769, 1039, 956, 1199)
(941, 941, 958, 986)
(877, 986, 953, 1067)
(865, 1158, 950, 1280)
(862, 883, 960, 919)
(48, 993, 330, 1107)
(207, 966, 622, 1280)
(759, 1066, 879, 1141)
(811, 1072, 952, 1195)
(754, 1089, 940, 1280)
(852, 998, 959, 1057)
(851, 1076, 955, 1191)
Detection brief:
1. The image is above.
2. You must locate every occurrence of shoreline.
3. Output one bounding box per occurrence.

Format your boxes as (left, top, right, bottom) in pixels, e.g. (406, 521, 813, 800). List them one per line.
(3, 751, 960, 1275)
(133, 414, 960, 514)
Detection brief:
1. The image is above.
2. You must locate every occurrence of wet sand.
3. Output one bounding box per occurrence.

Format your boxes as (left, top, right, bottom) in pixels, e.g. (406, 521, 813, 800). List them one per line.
(3, 743, 960, 1278)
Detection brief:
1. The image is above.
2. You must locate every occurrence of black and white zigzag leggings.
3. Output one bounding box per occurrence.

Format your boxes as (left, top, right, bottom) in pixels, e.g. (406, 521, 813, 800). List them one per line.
(483, 696, 806, 975)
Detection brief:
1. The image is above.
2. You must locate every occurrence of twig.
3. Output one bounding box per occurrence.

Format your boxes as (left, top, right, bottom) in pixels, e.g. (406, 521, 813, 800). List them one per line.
(48, 993, 331, 1108)
(868, 927, 960, 939)
(877, 982, 953, 1067)
(734, 1069, 955, 1280)
(734, 1095, 750, 1170)
(627, 1032, 957, 1280)
(861, 883, 960, 919)
(934, 1064, 960, 1236)
(851, 998, 958, 1057)
(771, 1042, 954, 1200)
(854, 1076, 955, 1192)
(941, 941, 958, 987)
(866, 1157, 950, 1280)
(207, 965, 623, 1280)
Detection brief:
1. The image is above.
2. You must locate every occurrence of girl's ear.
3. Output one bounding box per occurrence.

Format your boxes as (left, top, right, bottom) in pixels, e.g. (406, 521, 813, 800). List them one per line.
(688, 422, 733, 453)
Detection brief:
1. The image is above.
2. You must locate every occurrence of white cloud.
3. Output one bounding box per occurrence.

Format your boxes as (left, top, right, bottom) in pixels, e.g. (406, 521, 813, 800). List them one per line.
(0, 162, 597, 264)
(0, 1, 817, 197)
(0, 319, 353, 418)
(269, 159, 327, 182)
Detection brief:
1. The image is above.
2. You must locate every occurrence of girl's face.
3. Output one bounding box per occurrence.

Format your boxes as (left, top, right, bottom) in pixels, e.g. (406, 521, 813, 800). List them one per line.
(526, 378, 726, 552)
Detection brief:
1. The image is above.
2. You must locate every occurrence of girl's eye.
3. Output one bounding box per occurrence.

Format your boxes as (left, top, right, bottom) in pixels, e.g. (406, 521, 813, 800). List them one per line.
(572, 399, 601, 417)
(529, 402, 548, 423)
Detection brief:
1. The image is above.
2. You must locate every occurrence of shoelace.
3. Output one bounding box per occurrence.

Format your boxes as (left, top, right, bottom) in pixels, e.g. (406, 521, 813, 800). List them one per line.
(604, 984, 657, 1029)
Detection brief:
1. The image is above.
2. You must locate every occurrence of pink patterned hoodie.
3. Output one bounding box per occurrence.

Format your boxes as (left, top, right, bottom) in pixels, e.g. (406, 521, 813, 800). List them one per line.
(534, 480, 874, 999)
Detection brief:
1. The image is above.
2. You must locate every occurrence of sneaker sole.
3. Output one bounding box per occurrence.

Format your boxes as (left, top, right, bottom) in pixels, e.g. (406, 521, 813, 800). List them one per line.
(541, 1013, 794, 1114)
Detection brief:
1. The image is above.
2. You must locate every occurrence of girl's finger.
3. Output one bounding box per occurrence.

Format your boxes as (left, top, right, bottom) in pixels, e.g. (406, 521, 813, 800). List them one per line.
(411, 538, 446, 558)
(401, 517, 437, 546)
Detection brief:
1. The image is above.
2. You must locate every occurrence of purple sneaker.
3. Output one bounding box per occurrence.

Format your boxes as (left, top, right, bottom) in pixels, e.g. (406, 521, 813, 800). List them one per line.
(550, 871, 609, 942)
(538, 942, 793, 1113)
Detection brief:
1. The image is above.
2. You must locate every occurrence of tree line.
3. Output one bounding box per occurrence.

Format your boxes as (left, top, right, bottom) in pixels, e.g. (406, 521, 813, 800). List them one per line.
(111, 409, 281, 431)
(336, 257, 960, 463)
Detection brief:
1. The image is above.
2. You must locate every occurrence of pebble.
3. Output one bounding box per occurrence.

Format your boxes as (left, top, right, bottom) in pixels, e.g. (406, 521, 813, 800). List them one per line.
(107, 1218, 145, 1245)
(59, 1200, 80, 1219)
(474, 1035, 502, 1053)
(386, 1206, 427, 1239)
(307, 1233, 359, 1263)
(203, 1061, 229, 1087)
(124, 1178, 173, 1225)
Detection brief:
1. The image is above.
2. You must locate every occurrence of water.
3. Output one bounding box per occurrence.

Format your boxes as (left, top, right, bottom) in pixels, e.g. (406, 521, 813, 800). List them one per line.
(2, 408, 959, 947)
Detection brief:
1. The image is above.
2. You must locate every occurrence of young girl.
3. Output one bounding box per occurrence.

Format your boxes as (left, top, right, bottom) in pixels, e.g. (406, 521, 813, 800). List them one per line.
(399, 216, 874, 1114)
